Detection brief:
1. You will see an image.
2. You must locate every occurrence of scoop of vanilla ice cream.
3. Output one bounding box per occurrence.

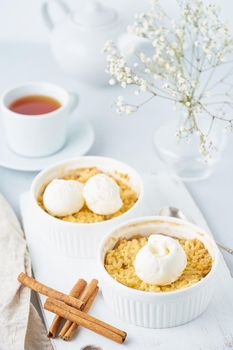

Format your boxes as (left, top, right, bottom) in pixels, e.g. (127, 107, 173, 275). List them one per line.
(83, 174, 123, 215)
(43, 179, 84, 217)
(134, 234, 187, 285)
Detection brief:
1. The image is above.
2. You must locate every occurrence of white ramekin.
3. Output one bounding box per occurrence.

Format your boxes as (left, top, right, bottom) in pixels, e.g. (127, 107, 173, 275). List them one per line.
(99, 216, 219, 328)
(30, 156, 144, 258)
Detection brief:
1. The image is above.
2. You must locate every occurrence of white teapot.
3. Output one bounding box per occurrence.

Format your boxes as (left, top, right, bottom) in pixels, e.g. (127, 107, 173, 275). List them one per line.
(42, 0, 129, 85)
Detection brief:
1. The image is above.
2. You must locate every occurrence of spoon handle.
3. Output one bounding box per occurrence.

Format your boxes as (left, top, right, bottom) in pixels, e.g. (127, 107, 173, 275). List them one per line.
(159, 207, 233, 256)
(216, 242, 233, 255)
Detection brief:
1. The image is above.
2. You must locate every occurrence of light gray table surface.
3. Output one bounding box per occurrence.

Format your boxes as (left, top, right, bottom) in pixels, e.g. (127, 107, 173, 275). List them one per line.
(0, 42, 232, 273)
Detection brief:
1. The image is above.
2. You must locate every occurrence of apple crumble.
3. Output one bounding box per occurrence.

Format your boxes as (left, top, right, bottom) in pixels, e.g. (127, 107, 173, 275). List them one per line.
(38, 167, 138, 223)
(104, 235, 212, 292)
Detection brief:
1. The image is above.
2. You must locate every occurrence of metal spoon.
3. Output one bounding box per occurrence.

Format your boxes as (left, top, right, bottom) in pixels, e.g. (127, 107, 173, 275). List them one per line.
(159, 206, 233, 255)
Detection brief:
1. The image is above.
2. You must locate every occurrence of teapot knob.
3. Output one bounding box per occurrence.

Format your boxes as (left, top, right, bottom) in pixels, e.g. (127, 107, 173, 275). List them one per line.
(87, 0, 103, 13)
(73, 1, 117, 27)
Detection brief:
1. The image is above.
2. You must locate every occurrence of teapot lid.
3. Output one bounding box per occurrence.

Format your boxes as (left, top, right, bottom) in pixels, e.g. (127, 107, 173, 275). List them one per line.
(73, 0, 118, 28)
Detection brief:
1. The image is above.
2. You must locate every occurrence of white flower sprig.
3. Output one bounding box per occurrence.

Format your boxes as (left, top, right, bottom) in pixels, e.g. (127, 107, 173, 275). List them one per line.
(103, 0, 233, 158)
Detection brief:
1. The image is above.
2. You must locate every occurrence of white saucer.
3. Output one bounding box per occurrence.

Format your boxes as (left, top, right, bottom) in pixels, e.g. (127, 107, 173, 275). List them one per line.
(0, 117, 94, 172)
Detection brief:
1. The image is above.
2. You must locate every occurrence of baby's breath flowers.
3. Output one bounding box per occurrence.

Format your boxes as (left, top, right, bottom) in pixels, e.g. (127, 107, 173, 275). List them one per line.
(103, 0, 233, 159)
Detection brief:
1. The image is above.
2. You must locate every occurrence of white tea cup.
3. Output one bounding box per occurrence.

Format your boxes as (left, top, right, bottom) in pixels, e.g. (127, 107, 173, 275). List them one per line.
(0, 82, 78, 157)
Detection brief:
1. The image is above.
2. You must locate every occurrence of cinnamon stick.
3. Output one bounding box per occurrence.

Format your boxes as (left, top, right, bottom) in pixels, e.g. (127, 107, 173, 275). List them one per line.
(47, 315, 61, 339)
(18, 273, 84, 310)
(47, 278, 87, 338)
(61, 286, 99, 340)
(59, 279, 98, 339)
(79, 279, 98, 304)
(44, 298, 127, 344)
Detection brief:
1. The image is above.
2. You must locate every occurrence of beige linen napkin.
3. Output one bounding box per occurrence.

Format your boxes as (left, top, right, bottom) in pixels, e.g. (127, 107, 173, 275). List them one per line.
(0, 193, 53, 350)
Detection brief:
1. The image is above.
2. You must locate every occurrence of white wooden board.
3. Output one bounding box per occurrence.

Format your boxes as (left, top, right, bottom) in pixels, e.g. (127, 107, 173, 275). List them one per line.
(20, 172, 233, 350)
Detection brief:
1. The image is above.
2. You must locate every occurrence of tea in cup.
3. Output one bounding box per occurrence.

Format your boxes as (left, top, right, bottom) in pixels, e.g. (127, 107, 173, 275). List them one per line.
(0, 82, 78, 157)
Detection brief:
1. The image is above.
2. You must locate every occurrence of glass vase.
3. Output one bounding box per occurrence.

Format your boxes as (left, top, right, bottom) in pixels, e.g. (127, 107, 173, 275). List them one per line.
(153, 118, 227, 181)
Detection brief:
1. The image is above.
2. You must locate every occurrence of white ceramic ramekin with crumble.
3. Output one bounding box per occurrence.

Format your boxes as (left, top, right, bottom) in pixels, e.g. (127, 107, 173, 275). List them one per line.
(30, 156, 143, 258)
(99, 216, 219, 328)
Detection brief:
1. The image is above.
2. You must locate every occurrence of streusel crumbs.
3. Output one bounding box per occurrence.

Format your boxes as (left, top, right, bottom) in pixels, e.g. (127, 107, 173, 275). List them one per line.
(104, 236, 212, 292)
(38, 167, 138, 223)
